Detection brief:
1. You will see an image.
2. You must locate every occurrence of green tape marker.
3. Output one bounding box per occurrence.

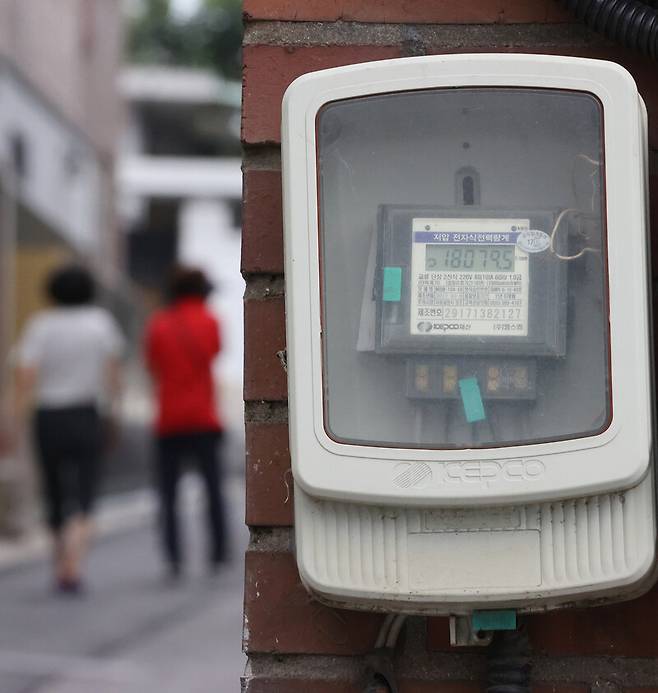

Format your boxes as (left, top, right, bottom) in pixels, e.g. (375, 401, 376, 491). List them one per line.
(459, 377, 486, 423)
(382, 267, 402, 302)
(472, 610, 517, 631)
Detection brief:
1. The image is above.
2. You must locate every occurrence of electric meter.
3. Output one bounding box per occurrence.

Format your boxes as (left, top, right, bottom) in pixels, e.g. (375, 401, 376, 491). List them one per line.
(282, 54, 655, 614)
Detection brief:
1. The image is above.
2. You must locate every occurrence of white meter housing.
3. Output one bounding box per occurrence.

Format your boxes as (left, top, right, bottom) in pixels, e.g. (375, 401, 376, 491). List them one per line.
(282, 54, 655, 614)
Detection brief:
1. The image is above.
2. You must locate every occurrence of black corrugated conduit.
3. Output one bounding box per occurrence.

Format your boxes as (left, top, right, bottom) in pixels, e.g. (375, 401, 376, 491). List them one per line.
(559, 0, 658, 58)
(486, 628, 532, 693)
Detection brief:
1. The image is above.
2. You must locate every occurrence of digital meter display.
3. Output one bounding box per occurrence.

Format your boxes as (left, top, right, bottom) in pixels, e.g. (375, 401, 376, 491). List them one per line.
(410, 218, 530, 338)
(425, 245, 515, 272)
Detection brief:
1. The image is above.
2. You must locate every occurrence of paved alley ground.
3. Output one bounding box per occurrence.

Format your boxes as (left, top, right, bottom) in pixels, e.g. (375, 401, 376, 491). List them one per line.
(0, 475, 247, 693)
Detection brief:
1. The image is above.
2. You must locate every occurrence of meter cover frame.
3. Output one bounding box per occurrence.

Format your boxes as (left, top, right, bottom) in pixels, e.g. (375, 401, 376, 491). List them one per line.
(282, 54, 652, 507)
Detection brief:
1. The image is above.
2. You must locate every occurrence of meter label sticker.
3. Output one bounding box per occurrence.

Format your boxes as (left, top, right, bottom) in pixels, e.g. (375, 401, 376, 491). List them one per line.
(382, 266, 402, 302)
(458, 377, 486, 423)
(516, 229, 551, 254)
(410, 218, 530, 337)
(413, 231, 520, 244)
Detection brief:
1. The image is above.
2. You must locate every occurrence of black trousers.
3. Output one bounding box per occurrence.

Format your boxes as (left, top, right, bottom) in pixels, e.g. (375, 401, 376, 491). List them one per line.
(34, 405, 102, 530)
(155, 431, 227, 567)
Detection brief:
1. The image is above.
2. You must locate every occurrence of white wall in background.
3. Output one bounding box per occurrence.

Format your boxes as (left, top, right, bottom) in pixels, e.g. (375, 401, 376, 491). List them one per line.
(0, 65, 102, 254)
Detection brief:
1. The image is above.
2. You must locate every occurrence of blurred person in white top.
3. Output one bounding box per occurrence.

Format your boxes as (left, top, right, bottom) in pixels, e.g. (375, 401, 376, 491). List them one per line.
(11, 264, 124, 594)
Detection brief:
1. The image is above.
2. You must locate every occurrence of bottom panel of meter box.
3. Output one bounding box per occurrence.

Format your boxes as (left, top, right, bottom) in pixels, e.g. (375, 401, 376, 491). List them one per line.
(294, 474, 656, 614)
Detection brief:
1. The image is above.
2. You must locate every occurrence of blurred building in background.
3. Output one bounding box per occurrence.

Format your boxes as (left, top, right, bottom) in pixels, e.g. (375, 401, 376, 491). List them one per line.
(0, 0, 244, 535)
(0, 0, 125, 369)
(0, 0, 127, 533)
(0, 3, 246, 689)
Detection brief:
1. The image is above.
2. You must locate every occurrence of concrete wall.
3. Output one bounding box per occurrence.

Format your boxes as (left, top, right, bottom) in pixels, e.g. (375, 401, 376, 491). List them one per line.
(241, 1, 658, 691)
(0, 67, 103, 254)
(0, 0, 124, 280)
(0, 0, 122, 159)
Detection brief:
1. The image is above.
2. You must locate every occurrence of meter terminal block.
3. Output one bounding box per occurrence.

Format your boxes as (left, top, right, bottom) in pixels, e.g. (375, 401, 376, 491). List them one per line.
(406, 357, 537, 401)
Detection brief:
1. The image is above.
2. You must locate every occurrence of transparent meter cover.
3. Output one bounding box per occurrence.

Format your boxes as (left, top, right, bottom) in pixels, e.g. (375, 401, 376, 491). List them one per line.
(317, 88, 610, 449)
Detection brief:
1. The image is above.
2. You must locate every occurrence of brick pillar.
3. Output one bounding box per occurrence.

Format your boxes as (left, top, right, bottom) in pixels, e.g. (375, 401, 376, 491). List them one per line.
(241, 2, 658, 690)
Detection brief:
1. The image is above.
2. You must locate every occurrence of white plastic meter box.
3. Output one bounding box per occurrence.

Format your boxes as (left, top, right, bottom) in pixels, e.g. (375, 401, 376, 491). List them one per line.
(281, 54, 655, 615)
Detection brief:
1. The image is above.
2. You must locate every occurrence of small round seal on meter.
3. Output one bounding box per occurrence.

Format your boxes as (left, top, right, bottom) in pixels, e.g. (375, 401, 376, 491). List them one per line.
(517, 229, 551, 253)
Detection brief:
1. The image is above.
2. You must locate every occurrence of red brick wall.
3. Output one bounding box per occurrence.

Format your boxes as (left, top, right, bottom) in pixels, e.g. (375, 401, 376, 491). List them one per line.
(241, 2, 658, 690)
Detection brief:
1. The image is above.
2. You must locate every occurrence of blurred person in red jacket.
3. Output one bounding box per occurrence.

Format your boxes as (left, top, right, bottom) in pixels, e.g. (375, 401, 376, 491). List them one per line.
(145, 267, 228, 578)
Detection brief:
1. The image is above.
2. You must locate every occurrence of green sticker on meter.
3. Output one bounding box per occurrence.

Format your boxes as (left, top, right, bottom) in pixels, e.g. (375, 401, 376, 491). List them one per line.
(459, 377, 486, 423)
(472, 610, 517, 631)
(382, 267, 402, 302)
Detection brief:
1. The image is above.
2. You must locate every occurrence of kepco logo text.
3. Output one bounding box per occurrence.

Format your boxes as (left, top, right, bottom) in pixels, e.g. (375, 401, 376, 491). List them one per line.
(392, 459, 545, 489)
(435, 323, 471, 332)
(441, 459, 545, 485)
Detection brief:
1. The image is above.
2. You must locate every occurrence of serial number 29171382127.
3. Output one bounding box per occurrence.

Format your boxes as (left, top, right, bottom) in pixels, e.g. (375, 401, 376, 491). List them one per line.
(425, 307, 523, 321)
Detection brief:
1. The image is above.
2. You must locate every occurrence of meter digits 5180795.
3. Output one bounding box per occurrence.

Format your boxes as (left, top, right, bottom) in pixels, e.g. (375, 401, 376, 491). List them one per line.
(282, 55, 654, 615)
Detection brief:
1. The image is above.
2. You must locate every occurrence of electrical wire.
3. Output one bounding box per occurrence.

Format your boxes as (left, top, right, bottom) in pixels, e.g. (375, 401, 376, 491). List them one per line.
(363, 615, 406, 693)
(385, 615, 407, 649)
(374, 613, 407, 649)
(374, 614, 396, 649)
(549, 208, 600, 261)
(571, 153, 601, 213)
(550, 152, 603, 261)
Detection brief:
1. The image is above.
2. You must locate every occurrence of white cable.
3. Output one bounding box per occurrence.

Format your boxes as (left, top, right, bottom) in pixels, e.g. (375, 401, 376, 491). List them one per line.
(577, 154, 600, 166)
(549, 207, 600, 261)
(385, 614, 407, 649)
(374, 614, 396, 649)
